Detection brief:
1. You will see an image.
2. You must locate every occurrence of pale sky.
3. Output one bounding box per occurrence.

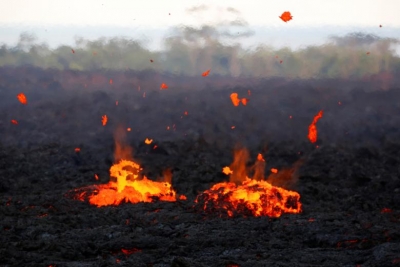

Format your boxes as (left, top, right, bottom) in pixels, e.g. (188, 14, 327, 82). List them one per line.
(0, 0, 399, 52)
(1, 0, 399, 28)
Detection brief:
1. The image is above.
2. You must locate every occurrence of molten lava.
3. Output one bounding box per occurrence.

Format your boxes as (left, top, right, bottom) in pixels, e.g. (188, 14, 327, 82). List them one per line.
(17, 93, 27, 105)
(72, 128, 184, 207)
(308, 110, 323, 143)
(195, 148, 302, 217)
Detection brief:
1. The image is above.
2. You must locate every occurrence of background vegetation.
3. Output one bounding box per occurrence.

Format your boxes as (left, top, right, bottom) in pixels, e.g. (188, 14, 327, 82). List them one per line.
(1, 25, 399, 79)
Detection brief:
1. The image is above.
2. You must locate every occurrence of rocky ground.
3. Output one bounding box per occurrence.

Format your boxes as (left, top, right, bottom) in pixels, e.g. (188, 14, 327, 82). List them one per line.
(0, 68, 399, 266)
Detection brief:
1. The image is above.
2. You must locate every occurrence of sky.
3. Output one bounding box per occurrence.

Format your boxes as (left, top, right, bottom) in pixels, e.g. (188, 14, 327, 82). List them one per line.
(0, 0, 400, 50)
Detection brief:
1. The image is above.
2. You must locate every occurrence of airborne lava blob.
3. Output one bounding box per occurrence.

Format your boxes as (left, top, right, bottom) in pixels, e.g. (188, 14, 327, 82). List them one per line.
(194, 148, 302, 218)
(72, 128, 185, 207)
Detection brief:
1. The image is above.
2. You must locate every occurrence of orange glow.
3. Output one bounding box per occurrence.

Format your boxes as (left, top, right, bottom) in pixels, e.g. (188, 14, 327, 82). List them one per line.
(230, 93, 241, 106)
(102, 115, 108, 126)
(271, 168, 278, 174)
(257, 153, 265, 162)
(144, 138, 153, 145)
(279, 11, 293, 22)
(17, 93, 27, 105)
(231, 126, 236, 129)
(73, 131, 185, 207)
(195, 148, 302, 217)
(230, 93, 248, 107)
(202, 69, 211, 77)
(308, 110, 323, 143)
(11, 119, 18, 125)
(222, 166, 233, 175)
(116, 100, 119, 106)
(184, 111, 188, 115)
(94, 174, 99, 180)
(160, 83, 168, 90)
(75, 147, 81, 152)
(109, 79, 113, 84)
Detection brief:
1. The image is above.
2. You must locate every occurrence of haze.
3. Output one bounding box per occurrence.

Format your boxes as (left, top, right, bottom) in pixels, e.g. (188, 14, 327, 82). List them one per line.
(1, 0, 400, 51)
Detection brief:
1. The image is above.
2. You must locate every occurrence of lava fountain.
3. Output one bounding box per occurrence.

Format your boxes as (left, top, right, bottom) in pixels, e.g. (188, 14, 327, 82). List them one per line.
(72, 128, 185, 207)
(194, 148, 302, 218)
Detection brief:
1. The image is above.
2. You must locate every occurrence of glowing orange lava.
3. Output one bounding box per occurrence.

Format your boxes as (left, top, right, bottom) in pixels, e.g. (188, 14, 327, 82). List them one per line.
(195, 148, 302, 217)
(202, 69, 211, 77)
(308, 110, 323, 143)
(102, 115, 108, 126)
(230, 93, 248, 107)
(72, 128, 184, 207)
(160, 83, 168, 90)
(279, 11, 293, 22)
(17, 93, 27, 105)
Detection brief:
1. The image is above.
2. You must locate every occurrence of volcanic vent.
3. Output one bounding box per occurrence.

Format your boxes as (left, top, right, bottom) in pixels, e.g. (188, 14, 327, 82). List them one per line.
(194, 147, 302, 218)
(71, 127, 186, 206)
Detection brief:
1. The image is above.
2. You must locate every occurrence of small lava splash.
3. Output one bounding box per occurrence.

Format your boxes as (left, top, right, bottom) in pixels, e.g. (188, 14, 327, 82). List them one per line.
(194, 148, 302, 218)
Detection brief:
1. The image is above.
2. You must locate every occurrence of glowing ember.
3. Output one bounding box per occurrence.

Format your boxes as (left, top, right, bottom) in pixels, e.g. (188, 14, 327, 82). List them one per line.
(308, 110, 323, 143)
(72, 129, 184, 207)
(17, 93, 27, 105)
(74, 147, 81, 152)
(102, 115, 108, 126)
(160, 83, 168, 90)
(279, 11, 293, 22)
(11, 119, 18, 125)
(230, 93, 248, 107)
(202, 69, 211, 77)
(195, 148, 302, 217)
(144, 138, 153, 144)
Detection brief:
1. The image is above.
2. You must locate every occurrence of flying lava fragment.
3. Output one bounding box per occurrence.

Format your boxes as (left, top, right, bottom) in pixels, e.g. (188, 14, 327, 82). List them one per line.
(102, 115, 108, 126)
(202, 69, 211, 77)
(144, 138, 153, 145)
(11, 119, 18, 125)
(160, 83, 168, 90)
(308, 110, 323, 143)
(230, 93, 249, 107)
(279, 11, 293, 22)
(17, 93, 27, 105)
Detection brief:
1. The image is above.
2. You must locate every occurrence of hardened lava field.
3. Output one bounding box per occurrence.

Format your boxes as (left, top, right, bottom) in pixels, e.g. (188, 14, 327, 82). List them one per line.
(0, 68, 399, 266)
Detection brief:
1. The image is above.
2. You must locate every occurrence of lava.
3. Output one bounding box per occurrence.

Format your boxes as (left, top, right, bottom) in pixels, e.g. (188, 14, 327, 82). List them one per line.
(17, 93, 27, 105)
(72, 128, 185, 207)
(195, 148, 302, 217)
(308, 110, 323, 143)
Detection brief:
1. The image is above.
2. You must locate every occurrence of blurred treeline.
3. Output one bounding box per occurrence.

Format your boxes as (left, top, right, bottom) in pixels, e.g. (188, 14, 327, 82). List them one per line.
(0, 26, 399, 79)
